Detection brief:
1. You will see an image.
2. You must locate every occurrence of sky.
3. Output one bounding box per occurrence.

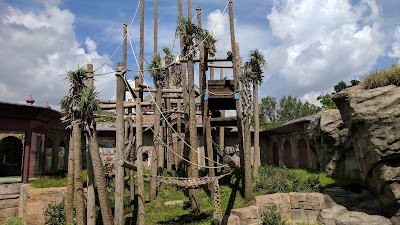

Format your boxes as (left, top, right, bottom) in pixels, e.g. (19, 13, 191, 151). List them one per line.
(0, 0, 399, 109)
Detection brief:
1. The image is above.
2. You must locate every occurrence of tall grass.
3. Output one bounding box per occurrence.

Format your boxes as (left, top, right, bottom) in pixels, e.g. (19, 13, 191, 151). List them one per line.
(362, 64, 400, 89)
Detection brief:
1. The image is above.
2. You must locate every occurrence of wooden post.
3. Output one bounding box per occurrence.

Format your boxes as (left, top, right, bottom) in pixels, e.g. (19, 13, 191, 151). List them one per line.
(136, 98, 145, 225)
(154, 0, 158, 53)
(114, 63, 125, 225)
(219, 68, 225, 166)
(188, 0, 192, 19)
(123, 22, 128, 68)
(85, 64, 95, 225)
(128, 99, 135, 202)
(139, 0, 145, 100)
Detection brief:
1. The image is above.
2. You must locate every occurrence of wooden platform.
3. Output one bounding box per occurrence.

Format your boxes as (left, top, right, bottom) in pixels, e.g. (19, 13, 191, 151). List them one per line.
(210, 116, 237, 127)
(207, 79, 236, 110)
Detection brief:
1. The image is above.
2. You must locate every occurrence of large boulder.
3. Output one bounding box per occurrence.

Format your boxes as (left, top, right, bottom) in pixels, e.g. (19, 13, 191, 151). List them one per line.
(332, 84, 400, 222)
(307, 109, 359, 178)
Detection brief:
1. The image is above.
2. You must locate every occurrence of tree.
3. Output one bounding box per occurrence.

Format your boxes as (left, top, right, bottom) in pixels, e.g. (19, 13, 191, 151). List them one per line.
(80, 87, 113, 225)
(317, 93, 337, 109)
(240, 66, 254, 199)
(258, 95, 320, 129)
(246, 49, 266, 178)
(318, 79, 360, 109)
(177, 17, 202, 213)
(148, 52, 163, 200)
(60, 68, 87, 225)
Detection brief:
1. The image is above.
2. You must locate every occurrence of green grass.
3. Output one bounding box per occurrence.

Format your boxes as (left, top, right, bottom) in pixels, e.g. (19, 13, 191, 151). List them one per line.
(30, 170, 87, 188)
(3, 217, 23, 225)
(362, 64, 400, 89)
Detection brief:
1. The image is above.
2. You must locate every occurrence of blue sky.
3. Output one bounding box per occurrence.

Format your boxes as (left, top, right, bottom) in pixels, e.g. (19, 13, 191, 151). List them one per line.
(0, 0, 399, 108)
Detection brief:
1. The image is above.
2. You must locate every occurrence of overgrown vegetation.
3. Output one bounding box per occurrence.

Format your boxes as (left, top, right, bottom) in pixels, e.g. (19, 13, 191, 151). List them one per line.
(254, 166, 320, 194)
(254, 166, 358, 195)
(97, 114, 116, 122)
(30, 170, 87, 188)
(261, 204, 286, 225)
(43, 201, 66, 225)
(3, 217, 23, 225)
(362, 64, 400, 89)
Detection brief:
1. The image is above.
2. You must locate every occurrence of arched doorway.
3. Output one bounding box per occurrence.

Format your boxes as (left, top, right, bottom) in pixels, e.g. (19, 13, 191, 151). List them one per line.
(45, 138, 53, 173)
(272, 142, 279, 166)
(283, 140, 292, 167)
(0, 136, 23, 178)
(298, 139, 308, 169)
(58, 141, 66, 171)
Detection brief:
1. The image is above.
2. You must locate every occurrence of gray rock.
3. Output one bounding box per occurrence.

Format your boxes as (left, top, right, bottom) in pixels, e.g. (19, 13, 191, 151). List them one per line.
(333, 84, 400, 219)
(307, 109, 359, 178)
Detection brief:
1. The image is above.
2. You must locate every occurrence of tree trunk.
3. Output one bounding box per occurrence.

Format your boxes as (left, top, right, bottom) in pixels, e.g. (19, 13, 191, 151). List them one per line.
(86, 135, 96, 225)
(73, 120, 85, 225)
(89, 130, 114, 225)
(150, 84, 161, 200)
(243, 118, 252, 199)
(188, 58, 200, 213)
(253, 83, 260, 177)
(66, 132, 74, 224)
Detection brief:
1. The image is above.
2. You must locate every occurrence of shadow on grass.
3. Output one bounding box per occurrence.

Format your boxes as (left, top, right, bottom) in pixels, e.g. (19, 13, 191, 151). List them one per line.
(224, 170, 241, 216)
(158, 212, 212, 224)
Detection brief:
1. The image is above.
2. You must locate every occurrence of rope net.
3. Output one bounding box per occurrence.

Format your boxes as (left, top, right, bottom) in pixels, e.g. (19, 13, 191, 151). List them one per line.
(154, 173, 229, 189)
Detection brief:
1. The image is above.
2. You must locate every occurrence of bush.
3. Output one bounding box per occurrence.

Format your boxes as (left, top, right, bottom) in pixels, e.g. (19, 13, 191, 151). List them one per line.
(261, 204, 286, 225)
(43, 201, 66, 225)
(254, 166, 320, 194)
(3, 217, 23, 225)
(362, 64, 400, 89)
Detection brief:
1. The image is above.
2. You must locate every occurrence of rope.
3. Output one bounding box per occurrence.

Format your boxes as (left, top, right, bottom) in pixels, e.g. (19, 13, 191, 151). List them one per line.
(144, 172, 230, 189)
(93, 0, 141, 72)
(128, 32, 226, 168)
(94, 1, 229, 77)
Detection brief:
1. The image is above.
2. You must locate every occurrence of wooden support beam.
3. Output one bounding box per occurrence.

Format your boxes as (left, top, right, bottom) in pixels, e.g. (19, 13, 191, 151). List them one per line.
(116, 159, 137, 171)
(180, 57, 232, 63)
(208, 64, 233, 68)
(100, 102, 151, 110)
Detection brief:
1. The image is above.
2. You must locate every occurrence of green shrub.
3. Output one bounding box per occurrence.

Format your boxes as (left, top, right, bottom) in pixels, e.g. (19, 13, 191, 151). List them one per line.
(254, 166, 320, 194)
(43, 201, 66, 225)
(362, 64, 400, 89)
(262, 204, 286, 225)
(3, 217, 23, 225)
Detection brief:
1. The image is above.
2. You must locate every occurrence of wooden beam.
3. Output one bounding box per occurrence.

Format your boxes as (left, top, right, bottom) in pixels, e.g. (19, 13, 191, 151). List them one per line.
(116, 159, 137, 171)
(208, 64, 233, 68)
(100, 102, 151, 110)
(180, 57, 232, 63)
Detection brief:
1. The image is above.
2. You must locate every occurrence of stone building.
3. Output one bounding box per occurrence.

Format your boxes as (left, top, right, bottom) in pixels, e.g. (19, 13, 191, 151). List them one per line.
(261, 116, 317, 169)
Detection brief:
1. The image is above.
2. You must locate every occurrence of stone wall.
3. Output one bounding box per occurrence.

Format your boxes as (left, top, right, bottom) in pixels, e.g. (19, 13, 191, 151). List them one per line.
(19, 184, 66, 225)
(223, 192, 392, 225)
(0, 183, 21, 224)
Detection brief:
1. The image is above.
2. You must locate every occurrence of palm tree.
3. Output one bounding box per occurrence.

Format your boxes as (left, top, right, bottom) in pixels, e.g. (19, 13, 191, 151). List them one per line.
(240, 65, 253, 199)
(60, 68, 87, 225)
(177, 17, 202, 214)
(80, 87, 114, 225)
(200, 30, 217, 57)
(246, 49, 266, 178)
(148, 53, 163, 200)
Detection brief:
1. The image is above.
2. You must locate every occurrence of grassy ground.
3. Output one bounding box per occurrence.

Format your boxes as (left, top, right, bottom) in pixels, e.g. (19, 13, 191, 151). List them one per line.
(30, 166, 360, 224)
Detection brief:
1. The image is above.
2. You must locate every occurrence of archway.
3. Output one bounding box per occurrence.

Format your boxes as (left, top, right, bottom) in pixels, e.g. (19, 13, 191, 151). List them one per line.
(272, 142, 279, 166)
(45, 138, 53, 173)
(0, 136, 23, 178)
(298, 139, 308, 169)
(58, 141, 66, 171)
(283, 140, 292, 167)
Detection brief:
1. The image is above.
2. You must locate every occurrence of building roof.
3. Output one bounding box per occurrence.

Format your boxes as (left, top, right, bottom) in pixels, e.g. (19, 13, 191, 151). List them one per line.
(263, 115, 316, 135)
(0, 101, 66, 130)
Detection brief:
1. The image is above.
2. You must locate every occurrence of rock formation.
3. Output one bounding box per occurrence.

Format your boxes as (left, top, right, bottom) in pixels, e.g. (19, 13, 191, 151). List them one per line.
(333, 84, 400, 223)
(307, 109, 359, 178)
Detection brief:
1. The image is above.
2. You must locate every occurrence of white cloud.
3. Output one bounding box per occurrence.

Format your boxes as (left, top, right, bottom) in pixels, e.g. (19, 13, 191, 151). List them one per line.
(388, 26, 400, 60)
(301, 91, 322, 106)
(263, 0, 386, 100)
(0, 3, 115, 109)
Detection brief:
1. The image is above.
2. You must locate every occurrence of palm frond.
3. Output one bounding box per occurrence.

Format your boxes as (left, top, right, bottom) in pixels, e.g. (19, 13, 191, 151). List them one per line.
(248, 49, 267, 84)
(177, 17, 202, 57)
(200, 30, 218, 57)
(148, 53, 164, 86)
